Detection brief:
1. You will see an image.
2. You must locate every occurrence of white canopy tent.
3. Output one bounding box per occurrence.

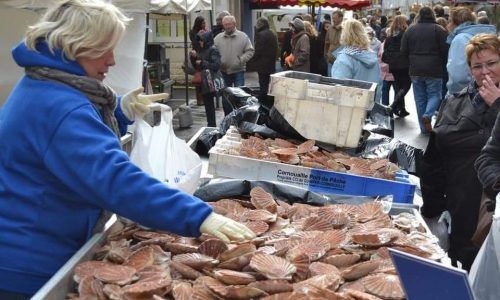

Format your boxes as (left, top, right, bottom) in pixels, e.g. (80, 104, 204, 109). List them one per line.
(0, 0, 211, 104)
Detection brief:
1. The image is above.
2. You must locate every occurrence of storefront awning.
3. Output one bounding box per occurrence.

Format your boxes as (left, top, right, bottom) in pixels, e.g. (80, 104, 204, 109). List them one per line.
(252, 0, 371, 10)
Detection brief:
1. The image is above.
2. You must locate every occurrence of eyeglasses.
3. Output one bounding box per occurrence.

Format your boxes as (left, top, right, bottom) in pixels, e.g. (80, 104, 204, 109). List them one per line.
(471, 59, 500, 72)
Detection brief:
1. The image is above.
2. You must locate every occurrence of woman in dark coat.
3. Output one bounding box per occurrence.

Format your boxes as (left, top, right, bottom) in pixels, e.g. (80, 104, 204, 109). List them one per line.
(246, 17, 278, 108)
(189, 16, 207, 106)
(304, 21, 322, 75)
(190, 31, 221, 127)
(420, 34, 500, 271)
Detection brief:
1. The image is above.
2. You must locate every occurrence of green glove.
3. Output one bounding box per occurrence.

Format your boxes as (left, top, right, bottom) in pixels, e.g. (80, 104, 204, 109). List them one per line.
(199, 212, 256, 243)
(121, 87, 169, 120)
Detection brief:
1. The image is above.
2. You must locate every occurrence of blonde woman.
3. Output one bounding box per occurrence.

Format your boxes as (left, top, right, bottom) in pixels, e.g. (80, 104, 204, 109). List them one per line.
(304, 21, 322, 75)
(331, 19, 381, 101)
(0, 1, 253, 297)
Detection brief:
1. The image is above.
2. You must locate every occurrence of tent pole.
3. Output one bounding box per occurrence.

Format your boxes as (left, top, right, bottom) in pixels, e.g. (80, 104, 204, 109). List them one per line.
(143, 13, 150, 89)
(184, 14, 189, 106)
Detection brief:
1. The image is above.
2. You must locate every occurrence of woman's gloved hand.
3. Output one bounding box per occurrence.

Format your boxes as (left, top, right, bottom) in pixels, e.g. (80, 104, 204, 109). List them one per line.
(121, 87, 169, 120)
(199, 212, 256, 243)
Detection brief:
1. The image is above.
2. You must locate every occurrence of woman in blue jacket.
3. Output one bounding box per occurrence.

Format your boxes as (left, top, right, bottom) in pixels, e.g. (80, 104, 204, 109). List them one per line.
(331, 19, 382, 102)
(0, 1, 254, 298)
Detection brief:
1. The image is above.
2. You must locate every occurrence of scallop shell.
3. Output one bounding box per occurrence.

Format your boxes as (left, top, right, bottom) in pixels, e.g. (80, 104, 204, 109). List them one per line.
(286, 238, 330, 261)
(301, 216, 333, 231)
(343, 289, 383, 300)
(296, 140, 316, 154)
(219, 242, 256, 262)
(124, 246, 155, 271)
(218, 251, 254, 271)
(78, 276, 104, 299)
(356, 202, 385, 223)
(248, 280, 294, 294)
(291, 253, 310, 282)
(133, 230, 173, 241)
(93, 265, 137, 285)
(192, 276, 220, 300)
(165, 242, 199, 255)
(171, 281, 193, 300)
(351, 231, 396, 247)
(250, 186, 278, 213)
(243, 220, 270, 236)
(225, 285, 269, 299)
(122, 277, 172, 298)
(272, 147, 298, 156)
(323, 253, 361, 268)
(169, 261, 203, 280)
(172, 253, 218, 270)
(242, 209, 277, 223)
(213, 269, 256, 285)
(257, 245, 277, 255)
(250, 253, 297, 280)
(293, 273, 342, 292)
(287, 203, 313, 221)
(362, 273, 405, 299)
(294, 283, 342, 299)
(261, 292, 308, 300)
(317, 230, 347, 248)
(309, 261, 340, 277)
(214, 199, 247, 215)
(74, 260, 113, 283)
(341, 260, 380, 281)
(273, 138, 298, 148)
(198, 239, 228, 259)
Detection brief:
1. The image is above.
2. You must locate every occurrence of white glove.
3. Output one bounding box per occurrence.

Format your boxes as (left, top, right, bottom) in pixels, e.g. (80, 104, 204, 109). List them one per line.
(121, 87, 169, 120)
(199, 212, 256, 243)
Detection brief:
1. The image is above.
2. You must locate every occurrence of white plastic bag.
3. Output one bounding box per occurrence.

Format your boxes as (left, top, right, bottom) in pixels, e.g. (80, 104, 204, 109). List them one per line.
(130, 104, 202, 194)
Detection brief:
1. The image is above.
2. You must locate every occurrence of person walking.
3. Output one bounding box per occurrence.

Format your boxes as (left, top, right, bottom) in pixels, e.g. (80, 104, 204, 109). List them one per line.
(401, 6, 449, 133)
(211, 11, 230, 38)
(384, 15, 411, 117)
(287, 18, 310, 72)
(304, 21, 322, 75)
(189, 16, 208, 106)
(246, 17, 278, 108)
(0, 1, 254, 298)
(324, 11, 343, 75)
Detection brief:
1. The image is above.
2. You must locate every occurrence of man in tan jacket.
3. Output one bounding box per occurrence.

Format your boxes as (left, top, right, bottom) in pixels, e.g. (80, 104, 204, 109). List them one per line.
(324, 11, 343, 75)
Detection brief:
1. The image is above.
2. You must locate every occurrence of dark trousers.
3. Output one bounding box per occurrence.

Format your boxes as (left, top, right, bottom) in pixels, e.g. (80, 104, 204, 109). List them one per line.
(202, 93, 216, 127)
(0, 290, 30, 300)
(258, 72, 273, 108)
(391, 68, 411, 111)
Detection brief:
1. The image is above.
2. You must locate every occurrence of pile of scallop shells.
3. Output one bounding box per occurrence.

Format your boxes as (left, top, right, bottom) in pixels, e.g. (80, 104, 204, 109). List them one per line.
(68, 186, 443, 300)
(221, 133, 401, 181)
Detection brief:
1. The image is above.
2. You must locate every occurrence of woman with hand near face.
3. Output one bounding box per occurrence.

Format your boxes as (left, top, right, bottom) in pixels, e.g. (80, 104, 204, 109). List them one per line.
(420, 33, 500, 271)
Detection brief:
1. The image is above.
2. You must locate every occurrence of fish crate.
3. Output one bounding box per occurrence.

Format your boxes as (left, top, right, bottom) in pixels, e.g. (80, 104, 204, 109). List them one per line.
(207, 129, 416, 204)
(268, 71, 377, 148)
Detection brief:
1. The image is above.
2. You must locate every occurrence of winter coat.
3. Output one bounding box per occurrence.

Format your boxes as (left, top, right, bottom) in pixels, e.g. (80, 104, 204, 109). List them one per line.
(383, 31, 409, 73)
(191, 31, 222, 95)
(324, 24, 342, 64)
(446, 22, 496, 95)
(420, 83, 500, 266)
(331, 46, 382, 101)
(308, 34, 322, 75)
(291, 31, 310, 72)
(378, 42, 395, 81)
(475, 106, 500, 200)
(0, 41, 212, 295)
(246, 27, 278, 74)
(401, 19, 449, 78)
(214, 29, 254, 74)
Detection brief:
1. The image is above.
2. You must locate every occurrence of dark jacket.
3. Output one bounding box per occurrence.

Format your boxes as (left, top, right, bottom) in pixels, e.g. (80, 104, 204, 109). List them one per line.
(308, 34, 322, 75)
(280, 29, 293, 67)
(246, 26, 278, 74)
(475, 102, 500, 200)
(401, 19, 449, 78)
(420, 83, 500, 267)
(191, 31, 221, 95)
(291, 30, 310, 72)
(383, 31, 409, 72)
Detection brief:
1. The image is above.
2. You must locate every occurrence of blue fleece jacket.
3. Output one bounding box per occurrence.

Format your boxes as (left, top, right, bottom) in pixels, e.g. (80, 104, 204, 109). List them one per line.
(0, 41, 212, 295)
(446, 23, 496, 95)
(331, 46, 382, 102)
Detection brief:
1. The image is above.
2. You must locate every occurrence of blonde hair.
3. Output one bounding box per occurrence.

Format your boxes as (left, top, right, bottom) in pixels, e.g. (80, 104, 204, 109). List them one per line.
(303, 21, 318, 37)
(340, 19, 370, 50)
(25, 0, 131, 60)
(465, 33, 500, 66)
(390, 15, 408, 35)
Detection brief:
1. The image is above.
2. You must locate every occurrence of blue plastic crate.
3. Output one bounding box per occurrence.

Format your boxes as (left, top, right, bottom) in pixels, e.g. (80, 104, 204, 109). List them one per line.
(307, 168, 416, 204)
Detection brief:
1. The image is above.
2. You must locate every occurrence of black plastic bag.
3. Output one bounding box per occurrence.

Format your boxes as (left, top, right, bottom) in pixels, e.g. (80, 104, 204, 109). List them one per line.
(365, 102, 394, 138)
(194, 129, 222, 156)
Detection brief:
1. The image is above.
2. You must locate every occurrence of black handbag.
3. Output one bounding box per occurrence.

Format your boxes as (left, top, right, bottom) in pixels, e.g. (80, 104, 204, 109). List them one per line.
(202, 69, 226, 94)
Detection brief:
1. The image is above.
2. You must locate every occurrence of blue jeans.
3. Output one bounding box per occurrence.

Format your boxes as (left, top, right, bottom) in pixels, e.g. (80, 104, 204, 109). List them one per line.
(411, 77, 443, 132)
(381, 80, 394, 106)
(222, 71, 245, 115)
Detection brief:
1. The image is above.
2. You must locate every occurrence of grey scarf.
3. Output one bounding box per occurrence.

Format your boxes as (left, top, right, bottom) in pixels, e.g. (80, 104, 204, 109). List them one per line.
(25, 66, 121, 138)
(25, 66, 118, 233)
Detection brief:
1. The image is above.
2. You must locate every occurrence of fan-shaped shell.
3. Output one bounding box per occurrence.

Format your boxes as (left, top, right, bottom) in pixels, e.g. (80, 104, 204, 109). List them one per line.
(272, 147, 298, 156)
(218, 251, 254, 271)
(250, 253, 297, 280)
(213, 269, 257, 285)
(165, 242, 199, 255)
(171, 281, 193, 300)
(343, 289, 383, 300)
(124, 246, 155, 271)
(286, 238, 330, 261)
(74, 261, 113, 283)
(170, 261, 203, 280)
(351, 231, 396, 247)
(357, 202, 385, 223)
(248, 280, 293, 294)
(243, 220, 270, 236)
(250, 186, 278, 213)
(309, 261, 340, 277)
(301, 216, 333, 231)
(296, 140, 316, 154)
(198, 239, 228, 259)
(362, 273, 405, 299)
(242, 209, 277, 223)
(219, 242, 256, 262)
(122, 278, 172, 297)
(291, 253, 310, 282)
(261, 292, 308, 300)
(293, 273, 342, 292)
(341, 260, 380, 281)
(93, 265, 137, 285)
(318, 230, 347, 248)
(323, 253, 361, 268)
(172, 253, 218, 270)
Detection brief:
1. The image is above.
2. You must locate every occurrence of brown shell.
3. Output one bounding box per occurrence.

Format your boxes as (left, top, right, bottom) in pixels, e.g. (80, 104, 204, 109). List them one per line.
(213, 269, 257, 285)
(243, 220, 270, 236)
(317, 230, 347, 248)
(165, 242, 199, 255)
(248, 280, 294, 294)
(301, 216, 333, 231)
(356, 202, 385, 223)
(218, 251, 254, 271)
(93, 265, 137, 285)
(171, 281, 193, 300)
(250, 253, 297, 280)
(225, 285, 269, 299)
(343, 289, 384, 300)
(272, 147, 298, 156)
(250, 186, 278, 213)
(169, 261, 203, 280)
(291, 253, 310, 282)
(324, 253, 361, 269)
(78, 276, 104, 299)
(121, 278, 172, 297)
(133, 230, 172, 241)
(341, 260, 380, 281)
(362, 273, 405, 299)
(296, 140, 316, 154)
(192, 276, 220, 300)
(219, 242, 256, 262)
(74, 261, 112, 283)
(257, 245, 277, 255)
(273, 138, 298, 148)
(351, 231, 396, 247)
(198, 239, 228, 259)
(124, 246, 155, 271)
(286, 238, 330, 262)
(261, 292, 308, 300)
(241, 209, 277, 223)
(172, 253, 218, 270)
(309, 261, 340, 277)
(293, 273, 342, 292)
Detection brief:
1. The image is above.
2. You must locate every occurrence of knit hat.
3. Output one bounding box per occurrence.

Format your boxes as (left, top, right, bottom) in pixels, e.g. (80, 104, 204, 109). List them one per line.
(289, 18, 304, 31)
